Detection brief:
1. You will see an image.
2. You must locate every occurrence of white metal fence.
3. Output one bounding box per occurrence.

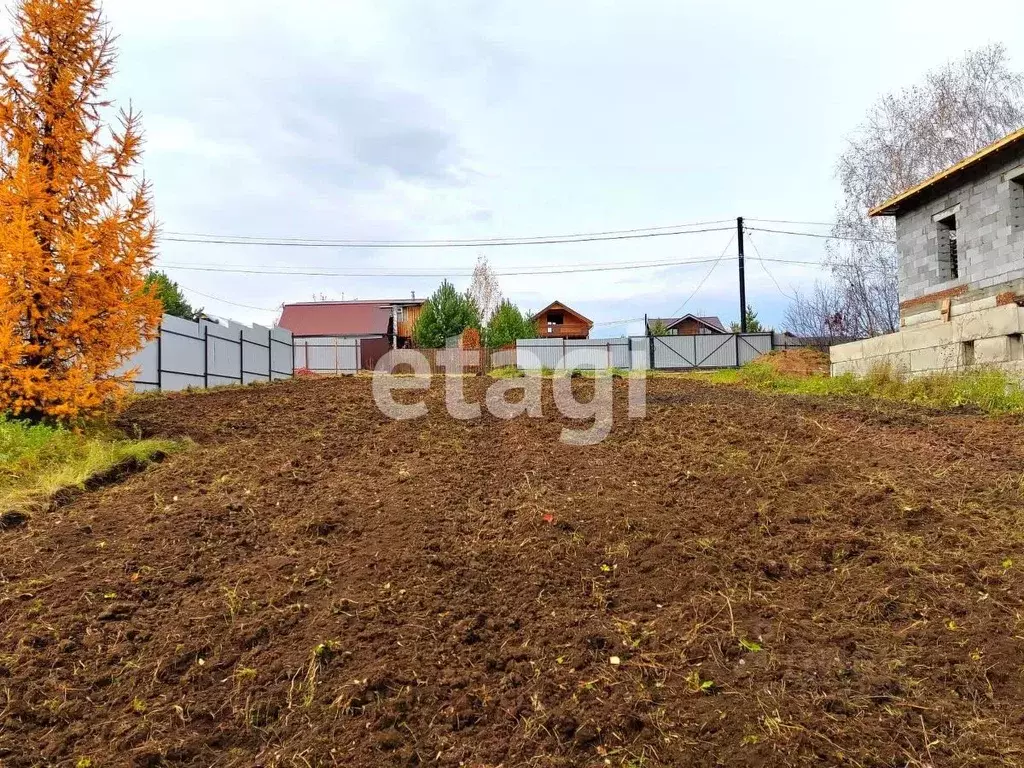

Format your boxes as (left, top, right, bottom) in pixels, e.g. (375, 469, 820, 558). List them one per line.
(294, 337, 361, 374)
(516, 333, 775, 371)
(514, 338, 632, 370)
(118, 314, 294, 392)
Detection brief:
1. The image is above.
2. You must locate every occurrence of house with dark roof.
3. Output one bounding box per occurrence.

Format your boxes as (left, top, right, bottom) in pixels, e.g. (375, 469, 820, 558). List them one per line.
(646, 314, 726, 336)
(832, 127, 1024, 378)
(278, 297, 425, 349)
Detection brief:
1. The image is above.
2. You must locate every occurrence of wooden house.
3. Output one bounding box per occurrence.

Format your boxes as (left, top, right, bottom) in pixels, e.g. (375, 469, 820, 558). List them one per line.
(532, 301, 593, 340)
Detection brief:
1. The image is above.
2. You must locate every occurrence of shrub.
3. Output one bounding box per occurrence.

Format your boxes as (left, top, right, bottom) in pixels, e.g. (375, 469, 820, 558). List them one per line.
(484, 301, 536, 348)
(413, 281, 480, 348)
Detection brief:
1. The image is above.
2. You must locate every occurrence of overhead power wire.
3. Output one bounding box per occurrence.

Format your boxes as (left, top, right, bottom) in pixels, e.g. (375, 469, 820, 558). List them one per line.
(163, 218, 735, 246)
(745, 226, 895, 244)
(746, 233, 796, 301)
(177, 284, 282, 312)
(158, 254, 721, 275)
(746, 217, 835, 227)
(663, 233, 736, 320)
(158, 253, 825, 279)
(162, 225, 735, 249)
(157, 255, 736, 278)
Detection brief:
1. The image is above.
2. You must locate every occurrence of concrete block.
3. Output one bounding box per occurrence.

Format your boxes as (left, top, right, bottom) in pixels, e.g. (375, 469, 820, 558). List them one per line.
(910, 344, 963, 373)
(975, 336, 1012, 365)
(859, 332, 905, 358)
(900, 323, 958, 352)
(829, 340, 863, 364)
(954, 305, 1022, 339)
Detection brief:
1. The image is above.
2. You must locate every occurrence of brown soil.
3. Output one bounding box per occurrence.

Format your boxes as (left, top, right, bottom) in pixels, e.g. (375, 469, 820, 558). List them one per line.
(2, 377, 1024, 767)
(753, 348, 831, 376)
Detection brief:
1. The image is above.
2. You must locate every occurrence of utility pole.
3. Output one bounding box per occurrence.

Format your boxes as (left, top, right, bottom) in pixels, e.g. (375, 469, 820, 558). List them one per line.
(737, 216, 747, 334)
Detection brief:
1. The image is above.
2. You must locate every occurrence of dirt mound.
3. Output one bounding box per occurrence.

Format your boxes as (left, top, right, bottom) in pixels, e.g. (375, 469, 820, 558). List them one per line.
(753, 347, 830, 376)
(2, 377, 1024, 766)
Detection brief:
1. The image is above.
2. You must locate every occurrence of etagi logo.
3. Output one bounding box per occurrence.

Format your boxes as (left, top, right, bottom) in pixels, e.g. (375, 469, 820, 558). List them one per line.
(371, 349, 646, 446)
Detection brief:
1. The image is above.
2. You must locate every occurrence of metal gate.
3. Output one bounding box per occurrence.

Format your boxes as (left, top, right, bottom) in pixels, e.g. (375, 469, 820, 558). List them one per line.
(648, 333, 772, 370)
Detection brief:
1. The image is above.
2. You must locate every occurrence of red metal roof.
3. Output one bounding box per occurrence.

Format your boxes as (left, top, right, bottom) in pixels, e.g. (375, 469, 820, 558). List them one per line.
(278, 302, 393, 337)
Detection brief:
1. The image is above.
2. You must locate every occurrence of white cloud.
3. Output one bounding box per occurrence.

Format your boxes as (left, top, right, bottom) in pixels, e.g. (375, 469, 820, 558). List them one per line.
(82, 0, 1024, 326)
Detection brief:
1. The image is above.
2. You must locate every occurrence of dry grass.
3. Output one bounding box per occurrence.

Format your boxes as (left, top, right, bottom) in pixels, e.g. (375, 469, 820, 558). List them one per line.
(0, 418, 178, 512)
(697, 360, 1024, 415)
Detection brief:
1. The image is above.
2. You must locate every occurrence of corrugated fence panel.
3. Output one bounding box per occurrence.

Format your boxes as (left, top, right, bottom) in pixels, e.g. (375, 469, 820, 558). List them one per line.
(630, 336, 650, 370)
(652, 335, 696, 369)
(116, 340, 160, 391)
(516, 338, 565, 370)
(120, 314, 293, 392)
(738, 333, 773, 364)
(516, 338, 631, 370)
(204, 322, 243, 387)
(161, 315, 205, 391)
(241, 325, 271, 384)
(694, 334, 738, 368)
(294, 337, 359, 374)
(271, 328, 293, 379)
(641, 333, 774, 369)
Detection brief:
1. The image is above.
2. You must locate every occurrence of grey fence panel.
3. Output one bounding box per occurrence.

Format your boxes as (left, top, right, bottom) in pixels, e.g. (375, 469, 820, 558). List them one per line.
(693, 334, 738, 368)
(630, 336, 650, 371)
(270, 327, 294, 379)
(205, 321, 243, 387)
(116, 341, 160, 390)
(160, 315, 205, 391)
(120, 314, 293, 392)
(738, 333, 773, 364)
(652, 335, 696, 369)
(241, 325, 272, 384)
(295, 337, 359, 374)
(623, 333, 776, 371)
(516, 338, 630, 370)
(515, 338, 567, 370)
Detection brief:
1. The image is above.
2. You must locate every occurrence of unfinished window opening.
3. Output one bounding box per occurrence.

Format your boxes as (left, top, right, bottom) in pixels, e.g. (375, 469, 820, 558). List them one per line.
(546, 311, 564, 325)
(962, 339, 975, 367)
(1011, 177, 1024, 233)
(1010, 333, 1024, 362)
(936, 213, 959, 280)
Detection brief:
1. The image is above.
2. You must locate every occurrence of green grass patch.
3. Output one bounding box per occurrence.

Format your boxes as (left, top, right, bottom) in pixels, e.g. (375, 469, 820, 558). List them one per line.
(489, 365, 526, 379)
(696, 361, 1024, 415)
(0, 419, 179, 513)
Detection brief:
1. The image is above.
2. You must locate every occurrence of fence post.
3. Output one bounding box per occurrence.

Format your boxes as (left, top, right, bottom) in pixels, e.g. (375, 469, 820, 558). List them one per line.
(735, 333, 740, 368)
(203, 324, 209, 388)
(562, 337, 566, 370)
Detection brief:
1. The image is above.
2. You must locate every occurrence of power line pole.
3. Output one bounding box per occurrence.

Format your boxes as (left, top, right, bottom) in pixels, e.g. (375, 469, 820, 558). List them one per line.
(737, 216, 747, 334)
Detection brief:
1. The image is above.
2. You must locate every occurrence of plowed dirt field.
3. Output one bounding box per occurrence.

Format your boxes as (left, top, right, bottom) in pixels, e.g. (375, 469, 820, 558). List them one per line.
(2, 377, 1024, 767)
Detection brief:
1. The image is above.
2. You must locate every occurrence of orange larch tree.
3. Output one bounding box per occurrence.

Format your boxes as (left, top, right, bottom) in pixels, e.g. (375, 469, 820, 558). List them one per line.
(0, 0, 161, 422)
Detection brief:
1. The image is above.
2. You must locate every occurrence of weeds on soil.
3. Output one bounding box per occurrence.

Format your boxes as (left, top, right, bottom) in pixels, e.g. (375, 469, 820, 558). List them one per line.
(700, 360, 1024, 414)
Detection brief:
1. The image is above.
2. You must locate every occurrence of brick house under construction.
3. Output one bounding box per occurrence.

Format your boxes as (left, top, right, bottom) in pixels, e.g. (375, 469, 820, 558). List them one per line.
(831, 127, 1024, 377)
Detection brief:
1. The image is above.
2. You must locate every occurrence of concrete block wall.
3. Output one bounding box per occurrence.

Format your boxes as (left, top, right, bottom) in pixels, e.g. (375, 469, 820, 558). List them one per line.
(831, 303, 1024, 378)
(896, 153, 1024, 303)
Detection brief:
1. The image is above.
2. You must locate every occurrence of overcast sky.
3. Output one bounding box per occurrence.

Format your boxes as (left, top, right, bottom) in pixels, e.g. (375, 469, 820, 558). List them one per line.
(94, 0, 1024, 335)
